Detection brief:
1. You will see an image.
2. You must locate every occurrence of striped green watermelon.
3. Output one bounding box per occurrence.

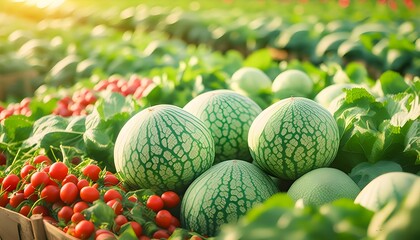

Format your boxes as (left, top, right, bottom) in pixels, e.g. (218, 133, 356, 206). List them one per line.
(114, 104, 215, 193)
(248, 97, 340, 180)
(181, 160, 278, 236)
(183, 90, 262, 163)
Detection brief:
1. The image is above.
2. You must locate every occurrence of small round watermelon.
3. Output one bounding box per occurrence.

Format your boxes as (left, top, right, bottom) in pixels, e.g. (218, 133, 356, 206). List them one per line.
(229, 67, 272, 96)
(248, 97, 340, 180)
(181, 160, 278, 237)
(287, 168, 360, 206)
(114, 104, 215, 193)
(271, 69, 313, 100)
(183, 90, 262, 163)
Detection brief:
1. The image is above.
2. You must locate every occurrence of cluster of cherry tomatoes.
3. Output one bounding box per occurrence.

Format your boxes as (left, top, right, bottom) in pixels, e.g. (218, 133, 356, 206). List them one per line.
(0, 154, 183, 240)
(52, 89, 97, 117)
(0, 98, 31, 121)
(52, 75, 153, 118)
(93, 75, 154, 99)
(0, 75, 154, 120)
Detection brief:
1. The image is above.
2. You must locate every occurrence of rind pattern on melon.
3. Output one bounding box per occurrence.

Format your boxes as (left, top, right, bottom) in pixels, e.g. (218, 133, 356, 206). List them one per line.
(249, 97, 339, 180)
(184, 90, 262, 163)
(114, 104, 215, 193)
(181, 160, 278, 236)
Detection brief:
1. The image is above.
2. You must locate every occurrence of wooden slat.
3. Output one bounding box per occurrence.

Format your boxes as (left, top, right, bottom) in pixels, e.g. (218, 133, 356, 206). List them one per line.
(43, 220, 79, 240)
(30, 214, 47, 240)
(0, 207, 34, 240)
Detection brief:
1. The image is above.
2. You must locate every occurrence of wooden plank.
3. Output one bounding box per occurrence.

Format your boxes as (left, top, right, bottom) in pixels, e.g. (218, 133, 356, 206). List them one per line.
(43, 220, 79, 240)
(0, 207, 35, 240)
(30, 214, 47, 240)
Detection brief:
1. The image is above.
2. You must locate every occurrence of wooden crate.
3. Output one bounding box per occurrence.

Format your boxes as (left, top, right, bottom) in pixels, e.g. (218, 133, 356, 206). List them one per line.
(0, 207, 47, 240)
(43, 220, 79, 240)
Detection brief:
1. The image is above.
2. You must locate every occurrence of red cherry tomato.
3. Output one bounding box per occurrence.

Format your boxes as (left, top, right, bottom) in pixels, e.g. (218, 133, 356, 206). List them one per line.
(62, 174, 78, 185)
(33, 155, 52, 165)
(104, 174, 119, 186)
(2, 174, 20, 191)
(152, 229, 170, 239)
(77, 179, 90, 191)
(60, 182, 78, 204)
(20, 164, 36, 180)
(103, 189, 123, 203)
(73, 201, 90, 213)
(146, 195, 164, 212)
(71, 212, 85, 224)
(40, 185, 60, 203)
(82, 164, 101, 182)
(58, 206, 73, 224)
(74, 220, 95, 239)
(130, 221, 142, 237)
(32, 205, 49, 216)
(80, 186, 100, 203)
(114, 214, 128, 227)
(127, 195, 137, 203)
(0, 193, 8, 207)
(49, 162, 68, 181)
(107, 199, 123, 215)
(30, 171, 50, 188)
(23, 183, 36, 200)
(19, 204, 31, 217)
(95, 229, 116, 240)
(161, 191, 180, 208)
(9, 192, 25, 208)
(155, 210, 173, 228)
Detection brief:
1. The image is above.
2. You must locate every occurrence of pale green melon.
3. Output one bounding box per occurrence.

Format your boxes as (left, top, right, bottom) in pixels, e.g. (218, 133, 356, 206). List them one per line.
(114, 104, 215, 193)
(287, 168, 360, 206)
(183, 90, 262, 163)
(248, 97, 340, 180)
(229, 67, 272, 96)
(181, 160, 278, 237)
(271, 69, 313, 99)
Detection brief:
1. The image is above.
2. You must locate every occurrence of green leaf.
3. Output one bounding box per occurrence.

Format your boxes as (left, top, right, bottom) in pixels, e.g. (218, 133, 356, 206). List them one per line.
(66, 116, 86, 132)
(349, 161, 403, 189)
(379, 71, 410, 95)
(404, 120, 420, 164)
(369, 180, 420, 240)
(127, 189, 156, 204)
(330, 88, 391, 171)
(345, 62, 370, 85)
(118, 223, 138, 240)
(1, 115, 33, 143)
(127, 204, 156, 225)
(83, 94, 139, 171)
(389, 95, 419, 129)
(244, 193, 294, 223)
(320, 199, 374, 239)
(83, 200, 115, 229)
(96, 91, 138, 121)
(243, 48, 272, 70)
(23, 115, 68, 147)
(28, 98, 57, 120)
(83, 129, 114, 171)
(40, 131, 84, 151)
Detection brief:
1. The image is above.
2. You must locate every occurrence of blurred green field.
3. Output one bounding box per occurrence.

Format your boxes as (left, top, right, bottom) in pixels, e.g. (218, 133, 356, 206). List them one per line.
(4, 0, 420, 22)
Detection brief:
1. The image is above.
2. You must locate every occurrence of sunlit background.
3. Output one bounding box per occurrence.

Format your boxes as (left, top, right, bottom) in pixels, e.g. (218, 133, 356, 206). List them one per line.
(12, 0, 66, 8)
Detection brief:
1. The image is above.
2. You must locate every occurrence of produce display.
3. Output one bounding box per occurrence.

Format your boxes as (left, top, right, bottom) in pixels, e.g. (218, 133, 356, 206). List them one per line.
(0, 0, 419, 239)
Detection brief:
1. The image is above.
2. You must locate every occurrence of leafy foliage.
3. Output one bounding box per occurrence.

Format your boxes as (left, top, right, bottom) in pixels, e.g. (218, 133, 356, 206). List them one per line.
(216, 193, 374, 240)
